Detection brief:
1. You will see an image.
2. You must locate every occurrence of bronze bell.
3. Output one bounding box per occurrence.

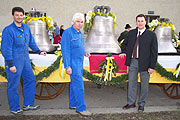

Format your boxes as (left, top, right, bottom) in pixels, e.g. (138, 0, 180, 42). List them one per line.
(155, 18, 177, 53)
(85, 6, 121, 54)
(26, 8, 56, 52)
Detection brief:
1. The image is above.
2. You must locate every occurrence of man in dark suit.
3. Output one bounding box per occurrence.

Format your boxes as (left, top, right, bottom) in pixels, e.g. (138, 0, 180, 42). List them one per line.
(119, 14, 158, 112)
(117, 24, 131, 43)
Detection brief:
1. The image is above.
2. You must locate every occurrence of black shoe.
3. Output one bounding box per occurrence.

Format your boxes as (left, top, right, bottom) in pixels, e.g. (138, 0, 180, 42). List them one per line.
(122, 104, 136, 110)
(138, 106, 144, 112)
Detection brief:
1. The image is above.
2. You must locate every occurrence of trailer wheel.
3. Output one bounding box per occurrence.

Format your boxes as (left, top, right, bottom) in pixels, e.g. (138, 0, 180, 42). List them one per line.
(162, 83, 180, 99)
(35, 82, 66, 100)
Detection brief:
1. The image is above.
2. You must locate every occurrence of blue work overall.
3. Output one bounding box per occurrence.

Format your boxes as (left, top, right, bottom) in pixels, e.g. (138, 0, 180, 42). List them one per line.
(1, 22, 40, 111)
(61, 26, 86, 112)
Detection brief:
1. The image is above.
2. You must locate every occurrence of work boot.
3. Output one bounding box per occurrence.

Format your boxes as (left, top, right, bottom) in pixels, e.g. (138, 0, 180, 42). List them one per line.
(10, 109, 23, 115)
(76, 110, 92, 116)
(23, 105, 40, 111)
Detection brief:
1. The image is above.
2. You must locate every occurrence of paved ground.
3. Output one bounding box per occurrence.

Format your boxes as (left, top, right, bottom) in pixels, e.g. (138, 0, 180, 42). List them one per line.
(0, 82, 180, 116)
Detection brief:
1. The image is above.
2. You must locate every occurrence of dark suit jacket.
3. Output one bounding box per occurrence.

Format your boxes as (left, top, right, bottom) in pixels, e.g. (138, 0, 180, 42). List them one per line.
(118, 30, 128, 43)
(121, 28, 158, 72)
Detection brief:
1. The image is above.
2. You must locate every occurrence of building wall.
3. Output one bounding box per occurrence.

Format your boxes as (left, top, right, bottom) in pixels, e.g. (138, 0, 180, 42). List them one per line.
(0, 0, 180, 36)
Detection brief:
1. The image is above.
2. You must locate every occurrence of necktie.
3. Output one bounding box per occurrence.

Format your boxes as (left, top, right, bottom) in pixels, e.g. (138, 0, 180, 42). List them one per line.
(133, 31, 141, 59)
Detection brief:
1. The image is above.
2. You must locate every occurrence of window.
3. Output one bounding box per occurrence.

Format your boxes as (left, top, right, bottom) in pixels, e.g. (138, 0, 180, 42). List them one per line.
(145, 15, 160, 23)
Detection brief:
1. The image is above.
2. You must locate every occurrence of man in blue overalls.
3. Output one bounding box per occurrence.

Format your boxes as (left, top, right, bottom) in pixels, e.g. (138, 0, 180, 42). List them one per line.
(61, 13, 91, 116)
(1, 7, 47, 115)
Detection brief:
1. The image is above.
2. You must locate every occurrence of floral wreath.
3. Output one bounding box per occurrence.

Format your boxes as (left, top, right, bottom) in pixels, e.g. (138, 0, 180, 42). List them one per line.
(83, 10, 116, 33)
(23, 14, 54, 32)
(148, 19, 179, 47)
(98, 54, 119, 81)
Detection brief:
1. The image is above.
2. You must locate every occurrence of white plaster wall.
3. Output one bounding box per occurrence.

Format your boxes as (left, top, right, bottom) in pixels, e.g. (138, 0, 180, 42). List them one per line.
(0, 0, 179, 36)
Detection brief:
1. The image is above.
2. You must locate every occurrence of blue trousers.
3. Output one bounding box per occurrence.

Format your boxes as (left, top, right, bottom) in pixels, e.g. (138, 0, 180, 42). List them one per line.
(6, 55, 36, 111)
(69, 58, 86, 112)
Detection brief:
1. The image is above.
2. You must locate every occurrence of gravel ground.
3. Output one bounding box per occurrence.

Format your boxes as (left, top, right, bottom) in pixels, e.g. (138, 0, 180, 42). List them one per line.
(1, 110, 180, 120)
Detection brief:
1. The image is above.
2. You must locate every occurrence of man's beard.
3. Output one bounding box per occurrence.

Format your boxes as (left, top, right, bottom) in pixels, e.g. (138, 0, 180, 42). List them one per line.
(15, 19, 23, 24)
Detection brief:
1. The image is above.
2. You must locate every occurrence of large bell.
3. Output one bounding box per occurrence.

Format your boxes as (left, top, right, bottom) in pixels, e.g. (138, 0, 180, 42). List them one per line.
(85, 6, 121, 53)
(155, 18, 177, 53)
(26, 8, 55, 52)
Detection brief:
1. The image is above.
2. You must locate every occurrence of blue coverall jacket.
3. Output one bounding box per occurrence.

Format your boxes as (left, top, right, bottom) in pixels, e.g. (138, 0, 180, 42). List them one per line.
(61, 26, 86, 112)
(1, 22, 40, 111)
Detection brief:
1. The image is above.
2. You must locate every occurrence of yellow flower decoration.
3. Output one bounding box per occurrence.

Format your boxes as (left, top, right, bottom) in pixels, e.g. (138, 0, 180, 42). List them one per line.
(84, 10, 116, 33)
(23, 15, 54, 31)
(148, 19, 178, 43)
(161, 22, 166, 27)
(169, 23, 174, 30)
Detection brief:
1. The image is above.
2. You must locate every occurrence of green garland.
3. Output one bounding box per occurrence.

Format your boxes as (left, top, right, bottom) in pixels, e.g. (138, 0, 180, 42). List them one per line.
(83, 69, 128, 85)
(0, 56, 180, 85)
(0, 56, 61, 82)
(0, 66, 6, 78)
(156, 62, 180, 81)
(35, 56, 61, 82)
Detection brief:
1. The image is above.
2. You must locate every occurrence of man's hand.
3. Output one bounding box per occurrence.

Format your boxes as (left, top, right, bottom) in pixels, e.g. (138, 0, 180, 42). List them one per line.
(66, 68, 72, 75)
(148, 68, 154, 74)
(84, 53, 91, 57)
(119, 53, 126, 58)
(40, 51, 47, 56)
(10, 66, 16, 73)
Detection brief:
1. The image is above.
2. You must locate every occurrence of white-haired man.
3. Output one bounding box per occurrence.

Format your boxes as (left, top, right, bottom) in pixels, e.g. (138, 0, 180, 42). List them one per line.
(61, 13, 91, 116)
